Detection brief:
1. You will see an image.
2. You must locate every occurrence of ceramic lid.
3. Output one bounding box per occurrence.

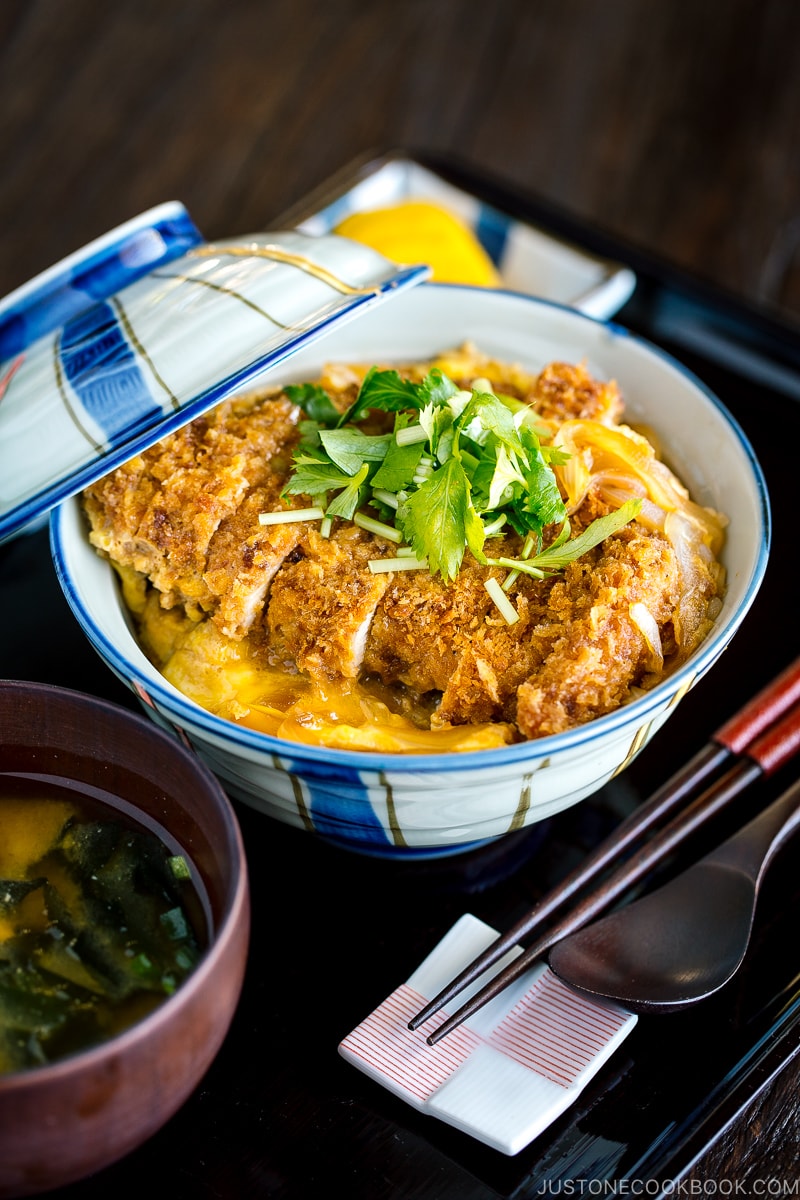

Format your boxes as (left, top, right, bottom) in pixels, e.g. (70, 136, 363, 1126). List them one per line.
(0, 204, 428, 543)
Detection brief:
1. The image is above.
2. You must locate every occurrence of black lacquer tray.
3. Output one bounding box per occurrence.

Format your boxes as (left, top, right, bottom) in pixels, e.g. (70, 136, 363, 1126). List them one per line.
(2, 151, 799, 1198)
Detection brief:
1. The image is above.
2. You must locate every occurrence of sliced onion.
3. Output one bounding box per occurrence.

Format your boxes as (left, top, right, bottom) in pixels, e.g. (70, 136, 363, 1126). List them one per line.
(629, 602, 664, 673)
(552, 428, 593, 510)
(549, 420, 727, 660)
(592, 473, 668, 533)
(554, 419, 690, 512)
(664, 510, 725, 654)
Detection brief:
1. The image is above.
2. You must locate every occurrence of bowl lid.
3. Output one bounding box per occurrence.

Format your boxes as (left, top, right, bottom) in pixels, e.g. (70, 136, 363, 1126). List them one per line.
(0, 203, 429, 544)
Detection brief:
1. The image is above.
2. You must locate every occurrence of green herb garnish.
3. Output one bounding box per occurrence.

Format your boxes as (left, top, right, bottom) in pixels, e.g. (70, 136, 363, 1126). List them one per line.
(168, 854, 191, 881)
(275, 368, 641, 585)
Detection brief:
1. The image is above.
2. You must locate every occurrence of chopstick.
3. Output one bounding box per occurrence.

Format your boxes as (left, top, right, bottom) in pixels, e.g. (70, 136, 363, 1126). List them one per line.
(410, 657, 800, 1044)
(422, 697, 800, 1044)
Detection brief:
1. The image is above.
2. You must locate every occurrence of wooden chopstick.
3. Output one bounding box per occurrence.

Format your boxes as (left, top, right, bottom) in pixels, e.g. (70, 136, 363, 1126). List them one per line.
(409, 657, 800, 1043)
(424, 699, 800, 1045)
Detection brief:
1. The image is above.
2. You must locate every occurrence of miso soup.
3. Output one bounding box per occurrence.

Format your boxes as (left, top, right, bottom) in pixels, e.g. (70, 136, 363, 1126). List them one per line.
(0, 775, 209, 1075)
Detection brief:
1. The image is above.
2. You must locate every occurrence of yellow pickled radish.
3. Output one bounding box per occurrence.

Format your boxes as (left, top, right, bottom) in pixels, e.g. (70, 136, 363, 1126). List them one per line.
(334, 200, 501, 286)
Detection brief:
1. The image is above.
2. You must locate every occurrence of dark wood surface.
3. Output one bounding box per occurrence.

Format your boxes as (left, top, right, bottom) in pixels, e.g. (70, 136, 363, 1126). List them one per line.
(1, 0, 800, 330)
(2, 2, 800, 1196)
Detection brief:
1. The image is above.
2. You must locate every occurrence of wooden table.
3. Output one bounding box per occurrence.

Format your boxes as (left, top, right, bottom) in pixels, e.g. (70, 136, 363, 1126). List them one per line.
(2, 2, 799, 1195)
(2, 0, 800, 331)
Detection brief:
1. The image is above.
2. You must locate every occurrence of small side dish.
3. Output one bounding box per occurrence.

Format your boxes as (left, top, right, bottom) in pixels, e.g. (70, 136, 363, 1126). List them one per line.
(0, 779, 206, 1075)
(289, 153, 637, 318)
(81, 344, 727, 755)
(0, 680, 249, 1195)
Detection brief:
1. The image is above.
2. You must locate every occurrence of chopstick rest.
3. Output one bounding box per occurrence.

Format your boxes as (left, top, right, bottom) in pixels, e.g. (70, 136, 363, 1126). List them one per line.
(338, 914, 636, 1156)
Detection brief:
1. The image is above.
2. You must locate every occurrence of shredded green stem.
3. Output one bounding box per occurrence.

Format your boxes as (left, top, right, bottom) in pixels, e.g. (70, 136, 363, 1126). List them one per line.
(503, 530, 537, 589)
(484, 576, 520, 624)
(395, 424, 428, 446)
(353, 512, 403, 542)
(372, 487, 399, 509)
(490, 556, 548, 579)
(368, 555, 429, 573)
(259, 506, 325, 525)
(483, 513, 507, 537)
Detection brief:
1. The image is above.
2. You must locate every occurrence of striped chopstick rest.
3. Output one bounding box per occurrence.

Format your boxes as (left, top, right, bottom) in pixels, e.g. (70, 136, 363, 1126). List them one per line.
(339, 914, 636, 1155)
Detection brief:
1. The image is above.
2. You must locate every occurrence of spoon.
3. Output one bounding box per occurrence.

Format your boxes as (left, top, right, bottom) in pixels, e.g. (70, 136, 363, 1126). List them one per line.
(548, 777, 800, 1013)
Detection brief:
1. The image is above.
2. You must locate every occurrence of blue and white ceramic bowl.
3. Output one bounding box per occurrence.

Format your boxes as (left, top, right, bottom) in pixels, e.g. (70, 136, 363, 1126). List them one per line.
(52, 286, 770, 860)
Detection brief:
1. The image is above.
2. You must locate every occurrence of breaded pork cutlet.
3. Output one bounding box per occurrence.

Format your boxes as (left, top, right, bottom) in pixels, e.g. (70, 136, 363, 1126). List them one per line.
(358, 519, 682, 736)
(264, 524, 395, 681)
(83, 391, 308, 635)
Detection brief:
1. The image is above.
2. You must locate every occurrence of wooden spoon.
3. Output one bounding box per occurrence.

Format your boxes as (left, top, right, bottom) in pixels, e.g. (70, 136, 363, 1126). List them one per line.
(548, 777, 800, 1013)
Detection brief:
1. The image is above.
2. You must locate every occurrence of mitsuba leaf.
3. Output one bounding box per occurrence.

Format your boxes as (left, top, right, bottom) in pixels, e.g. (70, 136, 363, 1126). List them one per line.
(370, 419, 424, 491)
(325, 463, 371, 520)
(542, 444, 572, 467)
(318, 428, 391, 474)
(463, 495, 488, 565)
(468, 451, 497, 511)
(398, 457, 472, 581)
(284, 382, 340, 425)
(280, 363, 605, 585)
(457, 390, 522, 457)
(518, 426, 568, 528)
(339, 367, 423, 426)
(297, 418, 322, 449)
(283, 455, 354, 497)
(419, 402, 455, 461)
(488, 444, 527, 510)
(417, 368, 459, 407)
(529, 499, 642, 570)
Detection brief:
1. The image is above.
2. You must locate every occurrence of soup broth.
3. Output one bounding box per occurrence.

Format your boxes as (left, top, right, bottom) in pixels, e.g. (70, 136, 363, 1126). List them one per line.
(0, 776, 208, 1075)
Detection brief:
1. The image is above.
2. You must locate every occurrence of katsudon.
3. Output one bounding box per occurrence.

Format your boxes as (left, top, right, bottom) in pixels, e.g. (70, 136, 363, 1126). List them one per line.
(81, 344, 727, 753)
